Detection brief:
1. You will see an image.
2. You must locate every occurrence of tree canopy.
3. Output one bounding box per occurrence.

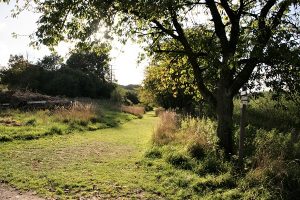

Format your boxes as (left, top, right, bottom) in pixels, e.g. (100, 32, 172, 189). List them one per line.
(0, 45, 115, 98)
(66, 43, 111, 81)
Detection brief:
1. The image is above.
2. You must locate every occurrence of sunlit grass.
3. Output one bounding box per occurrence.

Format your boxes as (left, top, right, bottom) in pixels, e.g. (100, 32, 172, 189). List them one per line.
(0, 101, 136, 142)
(0, 113, 159, 199)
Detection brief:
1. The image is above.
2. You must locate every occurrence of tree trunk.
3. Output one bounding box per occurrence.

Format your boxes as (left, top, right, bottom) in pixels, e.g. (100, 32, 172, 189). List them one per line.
(216, 90, 234, 158)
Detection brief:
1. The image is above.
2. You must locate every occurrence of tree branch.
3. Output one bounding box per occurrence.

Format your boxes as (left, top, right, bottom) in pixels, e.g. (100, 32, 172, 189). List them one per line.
(220, 0, 235, 20)
(230, 0, 293, 95)
(169, 6, 217, 107)
(152, 19, 179, 40)
(205, 0, 229, 55)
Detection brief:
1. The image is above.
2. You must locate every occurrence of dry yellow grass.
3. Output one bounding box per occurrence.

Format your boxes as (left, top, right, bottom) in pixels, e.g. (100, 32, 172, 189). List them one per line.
(53, 101, 98, 122)
(121, 105, 145, 118)
(154, 107, 165, 117)
(152, 111, 179, 145)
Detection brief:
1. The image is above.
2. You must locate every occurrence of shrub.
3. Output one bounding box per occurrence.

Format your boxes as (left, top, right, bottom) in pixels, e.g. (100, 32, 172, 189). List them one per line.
(124, 91, 140, 105)
(1, 63, 115, 99)
(152, 111, 179, 145)
(202, 156, 225, 174)
(110, 88, 124, 104)
(234, 93, 300, 132)
(0, 135, 12, 142)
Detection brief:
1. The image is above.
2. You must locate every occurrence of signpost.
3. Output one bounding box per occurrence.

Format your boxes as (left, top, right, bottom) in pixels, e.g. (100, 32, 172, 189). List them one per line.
(239, 89, 248, 167)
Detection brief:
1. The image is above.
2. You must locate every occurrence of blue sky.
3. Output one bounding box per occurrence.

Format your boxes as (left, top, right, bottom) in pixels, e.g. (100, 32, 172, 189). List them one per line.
(0, 2, 146, 85)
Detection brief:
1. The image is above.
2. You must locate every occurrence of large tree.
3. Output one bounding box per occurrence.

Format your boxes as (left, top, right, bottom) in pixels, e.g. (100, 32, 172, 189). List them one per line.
(5, 0, 300, 157)
(66, 44, 111, 81)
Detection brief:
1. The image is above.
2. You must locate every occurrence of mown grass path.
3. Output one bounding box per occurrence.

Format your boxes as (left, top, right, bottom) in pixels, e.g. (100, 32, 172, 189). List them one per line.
(0, 112, 159, 199)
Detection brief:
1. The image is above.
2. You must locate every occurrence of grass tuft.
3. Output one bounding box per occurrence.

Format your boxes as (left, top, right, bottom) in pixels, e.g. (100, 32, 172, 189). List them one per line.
(166, 152, 193, 170)
(154, 107, 165, 117)
(121, 105, 145, 118)
(152, 111, 179, 145)
(53, 101, 98, 123)
(144, 147, 162, 159)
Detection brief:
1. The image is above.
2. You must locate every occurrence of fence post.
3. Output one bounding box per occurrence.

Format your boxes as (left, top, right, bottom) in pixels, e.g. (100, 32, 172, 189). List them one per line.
(239, 90, 248, 167)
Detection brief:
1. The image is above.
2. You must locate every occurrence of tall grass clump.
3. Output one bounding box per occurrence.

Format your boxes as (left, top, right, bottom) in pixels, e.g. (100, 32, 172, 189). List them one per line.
(53, 101, 98, 123)
(154, 107, 166, 117)
(152, 111, 180, 145)
(121, 105, 145, 118)
(179, 117, 218, 158)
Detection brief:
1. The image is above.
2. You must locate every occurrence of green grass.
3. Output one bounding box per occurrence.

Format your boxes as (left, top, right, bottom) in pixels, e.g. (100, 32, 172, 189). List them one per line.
(1, 95, 299, 199)
(0, 112, 157, 199)
(0, 112, 241, 199)
(0, 103, 136, 142)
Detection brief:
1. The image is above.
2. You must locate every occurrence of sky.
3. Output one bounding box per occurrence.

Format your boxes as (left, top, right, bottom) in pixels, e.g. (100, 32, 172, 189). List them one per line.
(0, 2, 147, 86)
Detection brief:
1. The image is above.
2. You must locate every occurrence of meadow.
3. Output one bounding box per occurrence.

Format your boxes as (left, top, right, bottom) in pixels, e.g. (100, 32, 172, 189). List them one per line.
(0, 96, 299, 199)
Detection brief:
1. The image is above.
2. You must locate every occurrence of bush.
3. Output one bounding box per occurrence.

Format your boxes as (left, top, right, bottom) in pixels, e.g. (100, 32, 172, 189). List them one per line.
(124, 91, 140, 105)
(110, 87, 125, 104)
(48, 126, 63, 135)
(234, 93, 300, 132)
(249, 129, 300, 198)
(25, 119, 37, 126)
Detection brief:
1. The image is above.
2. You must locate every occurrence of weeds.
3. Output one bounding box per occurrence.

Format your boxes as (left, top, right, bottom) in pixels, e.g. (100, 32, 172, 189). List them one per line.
(144, 147, 162, 159)
(152, 111, 179, 145)
(53, 101, 98, 123)
(146, 97, 300, 199)
(154, 107, 165, 117)
(166, 152, 193, 170)
(120, 105, 145, 118)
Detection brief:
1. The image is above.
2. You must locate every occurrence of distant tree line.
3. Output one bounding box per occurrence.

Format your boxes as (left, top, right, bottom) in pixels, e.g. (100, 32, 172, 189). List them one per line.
(0, 44, 115, 98)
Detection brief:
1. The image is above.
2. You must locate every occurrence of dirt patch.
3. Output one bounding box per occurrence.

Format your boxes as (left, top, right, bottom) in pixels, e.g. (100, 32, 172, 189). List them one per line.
(0, 184, 45, 200)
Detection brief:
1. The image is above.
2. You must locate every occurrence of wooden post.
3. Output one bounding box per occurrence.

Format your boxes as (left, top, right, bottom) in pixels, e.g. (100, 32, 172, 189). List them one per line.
(239, 103, 246, 166)
(239, 90, 248, 167)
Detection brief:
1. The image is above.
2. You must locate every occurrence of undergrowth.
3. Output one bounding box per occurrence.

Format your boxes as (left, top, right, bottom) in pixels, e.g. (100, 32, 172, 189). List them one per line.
(147, 97, 300, 199)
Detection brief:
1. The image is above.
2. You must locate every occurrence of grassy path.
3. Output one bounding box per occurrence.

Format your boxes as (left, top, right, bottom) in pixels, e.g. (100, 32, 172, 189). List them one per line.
(0, 112, 159, 199)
